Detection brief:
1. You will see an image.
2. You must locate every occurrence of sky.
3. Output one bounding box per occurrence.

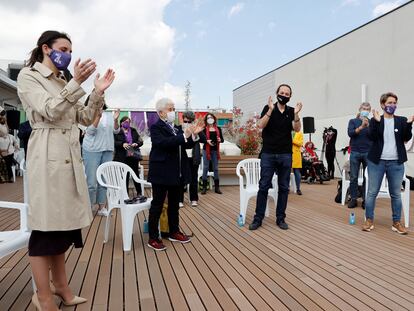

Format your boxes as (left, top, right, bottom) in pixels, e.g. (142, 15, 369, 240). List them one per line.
(0, 0, 410, 110)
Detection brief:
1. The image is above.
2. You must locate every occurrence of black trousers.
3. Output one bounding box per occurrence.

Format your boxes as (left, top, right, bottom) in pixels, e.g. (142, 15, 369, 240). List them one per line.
(325, 151, 335, 178)
(3, 154, 14, 181)
(125, 156, 142, 196)
(179, 160, 199, 202)
(148, 184, 180, 240)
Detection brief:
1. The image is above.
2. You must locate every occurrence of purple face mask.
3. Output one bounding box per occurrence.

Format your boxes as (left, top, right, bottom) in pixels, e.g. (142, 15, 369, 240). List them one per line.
(122, 121, 130, 129)
(384, 105, 396, 115)
(49, 49, 72, 70)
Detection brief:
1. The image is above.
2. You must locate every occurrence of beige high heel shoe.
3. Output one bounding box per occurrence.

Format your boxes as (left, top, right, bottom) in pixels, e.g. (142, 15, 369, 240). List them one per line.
(54, 293, 87, 306)
(32, 293, 61, 311)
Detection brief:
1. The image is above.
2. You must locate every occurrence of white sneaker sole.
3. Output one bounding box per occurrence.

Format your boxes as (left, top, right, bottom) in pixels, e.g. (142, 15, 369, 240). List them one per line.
(147, 243, 167, 251)
(362, 225, 374, 232)
(168, 237, 191, 244)
(391, 226, 408, 235)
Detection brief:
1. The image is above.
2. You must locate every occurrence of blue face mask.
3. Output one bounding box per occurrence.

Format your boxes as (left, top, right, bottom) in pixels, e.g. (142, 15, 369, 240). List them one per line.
(360, 111, 370, 118)
(49, 49, 72, 70)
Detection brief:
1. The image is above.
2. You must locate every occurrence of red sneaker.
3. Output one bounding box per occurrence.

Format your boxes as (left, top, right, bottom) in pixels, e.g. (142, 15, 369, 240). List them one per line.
(147, 239, 166, 251)
(168, 232, 191, 244)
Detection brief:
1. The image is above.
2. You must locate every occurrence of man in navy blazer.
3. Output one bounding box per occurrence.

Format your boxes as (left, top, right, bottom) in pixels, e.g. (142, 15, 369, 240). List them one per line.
(147, 98, 204, 251)
(363, 92, 413, 235)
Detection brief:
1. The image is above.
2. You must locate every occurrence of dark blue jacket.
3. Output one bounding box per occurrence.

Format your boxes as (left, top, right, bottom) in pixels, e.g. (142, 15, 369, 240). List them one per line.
(367, 115, 412, 164)
(347, 118, 372, 153)
(147, 119, 195, 186)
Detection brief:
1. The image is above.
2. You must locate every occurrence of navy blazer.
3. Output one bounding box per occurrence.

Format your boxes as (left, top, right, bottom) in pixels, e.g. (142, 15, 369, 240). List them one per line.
(147, 119, 195, 186)
(367, 115, 412, 164)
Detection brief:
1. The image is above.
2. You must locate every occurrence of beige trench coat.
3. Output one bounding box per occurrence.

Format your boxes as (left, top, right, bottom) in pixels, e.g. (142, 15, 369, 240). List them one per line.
(17, 62, 103, 231)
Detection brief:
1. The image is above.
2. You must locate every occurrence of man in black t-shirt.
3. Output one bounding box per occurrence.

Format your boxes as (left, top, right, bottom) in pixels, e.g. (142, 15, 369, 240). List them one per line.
(249, 84, 303, 231)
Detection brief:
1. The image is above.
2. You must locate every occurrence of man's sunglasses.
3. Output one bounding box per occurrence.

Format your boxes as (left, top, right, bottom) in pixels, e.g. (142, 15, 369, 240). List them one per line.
(183, 120, 192, 123)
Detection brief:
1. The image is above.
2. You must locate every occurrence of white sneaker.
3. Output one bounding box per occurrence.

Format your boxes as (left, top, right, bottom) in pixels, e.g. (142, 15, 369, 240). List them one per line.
(191, 201, 198, 207)
(179, 202, 184, 208)
(97, 208, 109, 216)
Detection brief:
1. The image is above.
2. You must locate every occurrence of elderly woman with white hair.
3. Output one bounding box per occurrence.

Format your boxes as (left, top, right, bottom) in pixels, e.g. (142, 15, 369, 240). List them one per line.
(147, 98, 204, 251)
(347, 102, 372, 208)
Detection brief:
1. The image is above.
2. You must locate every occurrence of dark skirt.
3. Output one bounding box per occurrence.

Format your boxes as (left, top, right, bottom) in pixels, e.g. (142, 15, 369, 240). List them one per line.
(28, 229, 83, 256)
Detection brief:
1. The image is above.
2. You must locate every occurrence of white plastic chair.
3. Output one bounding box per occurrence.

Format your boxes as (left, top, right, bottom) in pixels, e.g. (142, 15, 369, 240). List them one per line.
(341, 166, 364, 205)
(97, 161, 152, 251)
(236, 158, 278, 225)
(138, 163, 145, 195)
(289, 172, 297, 193)
(0, 159, 30, 259)
(364, 169, 410, 228)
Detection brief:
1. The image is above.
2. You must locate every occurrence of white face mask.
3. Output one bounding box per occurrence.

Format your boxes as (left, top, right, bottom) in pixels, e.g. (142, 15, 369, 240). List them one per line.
(207, 118, 214, 125)
(166, 111, 176, 123)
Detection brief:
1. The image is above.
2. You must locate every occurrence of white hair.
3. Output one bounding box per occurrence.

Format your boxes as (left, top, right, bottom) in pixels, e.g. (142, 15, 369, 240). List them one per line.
(155, 98, 174, 112)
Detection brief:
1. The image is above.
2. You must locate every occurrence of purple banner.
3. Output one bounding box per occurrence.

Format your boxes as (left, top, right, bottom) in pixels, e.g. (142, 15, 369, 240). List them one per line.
(130, 111, 146, 132)
(146, 112, 159, 134)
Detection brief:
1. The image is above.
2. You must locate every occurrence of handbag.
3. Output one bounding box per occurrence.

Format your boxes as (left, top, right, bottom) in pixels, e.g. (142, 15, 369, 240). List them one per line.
(127, 148, 142, 161)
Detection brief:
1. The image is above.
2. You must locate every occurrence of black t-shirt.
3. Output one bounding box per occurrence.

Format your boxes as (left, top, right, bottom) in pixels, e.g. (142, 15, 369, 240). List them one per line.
(260, 105, 294, 154)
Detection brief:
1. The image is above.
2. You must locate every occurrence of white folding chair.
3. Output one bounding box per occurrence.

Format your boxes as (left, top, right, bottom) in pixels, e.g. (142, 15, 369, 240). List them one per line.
(0, 159, 30, 258)
(97, 161, 152, 251)
(341, 166, 364, 205)
(364, 169, 410, 228)
(236, 158, 278, 225)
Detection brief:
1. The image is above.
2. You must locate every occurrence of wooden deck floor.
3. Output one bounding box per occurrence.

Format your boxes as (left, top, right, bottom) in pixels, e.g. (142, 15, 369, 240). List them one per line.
(1, 177, 414, 310)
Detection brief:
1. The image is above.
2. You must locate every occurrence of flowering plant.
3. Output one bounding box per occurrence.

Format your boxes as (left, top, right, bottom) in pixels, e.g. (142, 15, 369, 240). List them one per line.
(226, 106, 262, 155)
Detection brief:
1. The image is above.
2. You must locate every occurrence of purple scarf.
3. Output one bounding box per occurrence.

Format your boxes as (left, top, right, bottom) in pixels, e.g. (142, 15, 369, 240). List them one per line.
(124, 129, 132, 144)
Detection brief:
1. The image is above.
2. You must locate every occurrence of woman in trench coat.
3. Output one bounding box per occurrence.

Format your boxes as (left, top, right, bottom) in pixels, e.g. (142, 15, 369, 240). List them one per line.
(17, 30, 115, 311)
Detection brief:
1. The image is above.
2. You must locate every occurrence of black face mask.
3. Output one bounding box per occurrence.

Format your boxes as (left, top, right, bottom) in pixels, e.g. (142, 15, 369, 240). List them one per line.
(277, 95, 290, 105)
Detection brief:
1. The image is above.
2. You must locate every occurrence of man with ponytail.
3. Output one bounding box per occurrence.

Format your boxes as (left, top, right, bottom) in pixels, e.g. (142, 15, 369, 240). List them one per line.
(249, 84, 303, 231)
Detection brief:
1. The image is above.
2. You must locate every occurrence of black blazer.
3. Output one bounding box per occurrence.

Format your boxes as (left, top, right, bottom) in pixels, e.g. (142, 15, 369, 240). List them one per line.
(113, 127, 143, 162)
(368, 115, 412, 164)
(147, 119, 195, 186)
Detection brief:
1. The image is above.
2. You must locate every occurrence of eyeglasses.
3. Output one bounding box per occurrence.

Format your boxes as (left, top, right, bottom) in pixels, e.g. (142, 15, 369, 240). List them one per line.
(183, 120, 192, 123)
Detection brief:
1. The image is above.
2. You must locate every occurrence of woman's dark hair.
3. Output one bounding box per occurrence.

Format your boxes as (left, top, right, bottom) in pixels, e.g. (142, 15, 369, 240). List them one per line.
(120, 116, 130, 124)
(204, 113, 217, 125)
(182, 111, 195, 122)
(27, 30, 72, 67)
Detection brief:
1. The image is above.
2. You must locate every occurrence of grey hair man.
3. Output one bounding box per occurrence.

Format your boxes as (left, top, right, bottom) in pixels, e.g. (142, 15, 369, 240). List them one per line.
(347, 102, 372, 208)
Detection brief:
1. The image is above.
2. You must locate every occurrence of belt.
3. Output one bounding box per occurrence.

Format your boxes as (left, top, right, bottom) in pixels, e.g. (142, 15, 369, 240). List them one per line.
(31, 121, 73, 130)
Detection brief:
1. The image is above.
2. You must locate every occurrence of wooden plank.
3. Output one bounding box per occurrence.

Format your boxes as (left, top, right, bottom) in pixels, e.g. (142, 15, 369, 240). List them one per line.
(178, 210, 280, 311)
(92, 211, 117, 310)
(156, 246, 189, 310)
(183, 204, 329, 311)
(1, 178, 414, 311)
(108, 211, 124, 311)
(133, 213, 157, 311)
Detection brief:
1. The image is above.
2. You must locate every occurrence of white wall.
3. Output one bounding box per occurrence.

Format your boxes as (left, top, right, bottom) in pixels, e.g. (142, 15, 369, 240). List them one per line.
(233, 2, 414, 176)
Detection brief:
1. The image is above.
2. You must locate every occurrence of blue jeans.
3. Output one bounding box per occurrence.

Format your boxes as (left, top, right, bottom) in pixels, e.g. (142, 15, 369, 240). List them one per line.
(202, 150, 219, 180)
(365, 160, 404, 222)
(349, 151, 368, 200)
(293, 168, 301, 191)
(254, 153, 292, 224)
(83, 150, 113, 206)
